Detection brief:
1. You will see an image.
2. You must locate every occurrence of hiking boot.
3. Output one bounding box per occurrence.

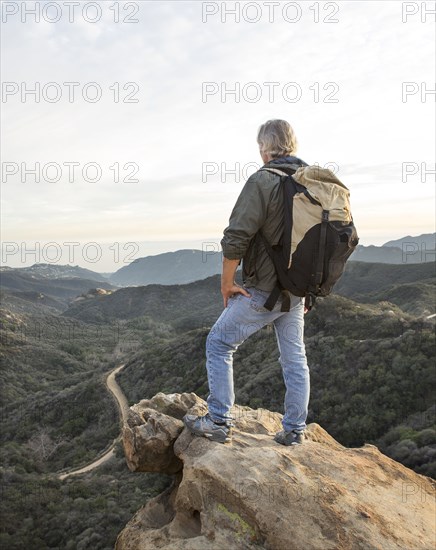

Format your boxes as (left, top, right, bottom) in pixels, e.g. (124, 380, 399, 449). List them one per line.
(274, 429, 305, 446)
(183, 412, 233, 443)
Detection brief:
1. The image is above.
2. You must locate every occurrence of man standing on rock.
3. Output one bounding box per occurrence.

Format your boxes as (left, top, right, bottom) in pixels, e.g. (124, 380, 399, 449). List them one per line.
(184, 119, 310, 446)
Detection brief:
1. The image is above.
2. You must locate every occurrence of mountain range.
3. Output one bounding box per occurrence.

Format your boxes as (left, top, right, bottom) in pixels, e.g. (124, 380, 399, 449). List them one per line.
(0, 263, 109, 282)
(108, 233, 434, 286)
(59, 261, 435, 327)
(0, 234, 435, 548)
(2, 233, 434, 288)
(0, 269, 116, 314)
(383, 232, 435, 248)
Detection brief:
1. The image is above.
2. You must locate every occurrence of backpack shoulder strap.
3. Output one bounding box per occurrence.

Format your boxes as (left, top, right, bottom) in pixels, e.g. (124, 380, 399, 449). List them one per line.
(256, 168, 301, 311)
(259, 164, 303, 178)
(259, 167, 290, 177)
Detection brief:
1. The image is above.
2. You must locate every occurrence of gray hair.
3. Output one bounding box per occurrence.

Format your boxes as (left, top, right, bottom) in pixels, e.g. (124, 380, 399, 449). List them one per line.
(257, 119, 298, 158)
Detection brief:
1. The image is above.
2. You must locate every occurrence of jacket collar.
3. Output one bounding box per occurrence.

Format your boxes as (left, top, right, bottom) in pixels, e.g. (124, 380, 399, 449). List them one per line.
(264, 155, 308, 168)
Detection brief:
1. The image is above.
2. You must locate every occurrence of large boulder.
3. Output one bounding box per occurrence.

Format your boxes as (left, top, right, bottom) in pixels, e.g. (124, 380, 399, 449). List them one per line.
(117, 393, 436, 549)
(122, 392, 201, 474)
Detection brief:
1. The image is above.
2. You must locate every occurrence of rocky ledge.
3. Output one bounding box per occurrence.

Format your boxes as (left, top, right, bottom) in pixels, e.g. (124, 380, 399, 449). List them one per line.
(116, 393, 435, 550)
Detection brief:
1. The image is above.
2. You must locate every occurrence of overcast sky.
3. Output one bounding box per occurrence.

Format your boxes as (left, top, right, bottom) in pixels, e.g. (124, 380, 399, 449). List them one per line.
(1, 0, 435, 271)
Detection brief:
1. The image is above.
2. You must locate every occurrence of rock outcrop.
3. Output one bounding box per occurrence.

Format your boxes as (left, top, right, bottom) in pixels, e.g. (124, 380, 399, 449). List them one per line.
(116, 393, 436, 550)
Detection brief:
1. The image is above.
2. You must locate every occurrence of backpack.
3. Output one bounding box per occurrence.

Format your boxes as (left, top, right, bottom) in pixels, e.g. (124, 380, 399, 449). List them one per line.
(257, 162, 359, 312)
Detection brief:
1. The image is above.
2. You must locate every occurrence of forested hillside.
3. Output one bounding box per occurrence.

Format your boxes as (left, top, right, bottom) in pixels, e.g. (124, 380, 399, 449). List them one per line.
(1, 260, 435, 548)
(116, 294, 435, 477)
(0, 306, 171, 549)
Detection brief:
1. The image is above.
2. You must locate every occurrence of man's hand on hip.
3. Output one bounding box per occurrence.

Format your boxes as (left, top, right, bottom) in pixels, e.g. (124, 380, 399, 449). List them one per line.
(221, 284, 251, 308)
(221, 257, 250, 308)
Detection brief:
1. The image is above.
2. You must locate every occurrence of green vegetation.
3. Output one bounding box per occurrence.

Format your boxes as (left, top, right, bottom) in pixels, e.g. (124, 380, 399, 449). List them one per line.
(375, 406, 436, 477)
(334, 261, 435, 316)
(216, 502, 258, 543)
(117, 294, 435, 477)
(1, 262, 435, 547)
(0, 444, 171, 550)
(0, 308, 171, 548)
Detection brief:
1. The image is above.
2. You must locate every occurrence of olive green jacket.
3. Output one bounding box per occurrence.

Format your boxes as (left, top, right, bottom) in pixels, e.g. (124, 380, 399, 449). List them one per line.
(220, 156, 307, 292)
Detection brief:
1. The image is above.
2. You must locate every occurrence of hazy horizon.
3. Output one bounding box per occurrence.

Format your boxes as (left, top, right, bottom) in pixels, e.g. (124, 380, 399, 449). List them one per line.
(2, 231, 435, 272)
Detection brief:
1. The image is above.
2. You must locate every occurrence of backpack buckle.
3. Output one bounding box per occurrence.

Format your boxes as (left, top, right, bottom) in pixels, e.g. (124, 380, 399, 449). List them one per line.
(304, 292, 317, 311)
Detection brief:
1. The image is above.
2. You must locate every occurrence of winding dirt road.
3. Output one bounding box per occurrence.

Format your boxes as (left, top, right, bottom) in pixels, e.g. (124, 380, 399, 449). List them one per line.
(59, 363, 129, 480)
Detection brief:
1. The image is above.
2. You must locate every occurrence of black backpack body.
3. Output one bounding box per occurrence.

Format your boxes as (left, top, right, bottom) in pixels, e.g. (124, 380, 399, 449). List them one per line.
(257, 162, 359, 312)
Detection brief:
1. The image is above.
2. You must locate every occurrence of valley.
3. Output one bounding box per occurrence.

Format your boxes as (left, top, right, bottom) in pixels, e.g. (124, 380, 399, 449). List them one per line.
(0, 252, 434, 548)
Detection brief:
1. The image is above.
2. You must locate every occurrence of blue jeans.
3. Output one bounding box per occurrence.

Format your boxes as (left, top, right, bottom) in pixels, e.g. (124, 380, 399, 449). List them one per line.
(206, 286, 310, 432)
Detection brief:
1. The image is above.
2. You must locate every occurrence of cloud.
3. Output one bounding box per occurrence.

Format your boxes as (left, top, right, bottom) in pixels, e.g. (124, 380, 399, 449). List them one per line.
(1, 0, 434, 268)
